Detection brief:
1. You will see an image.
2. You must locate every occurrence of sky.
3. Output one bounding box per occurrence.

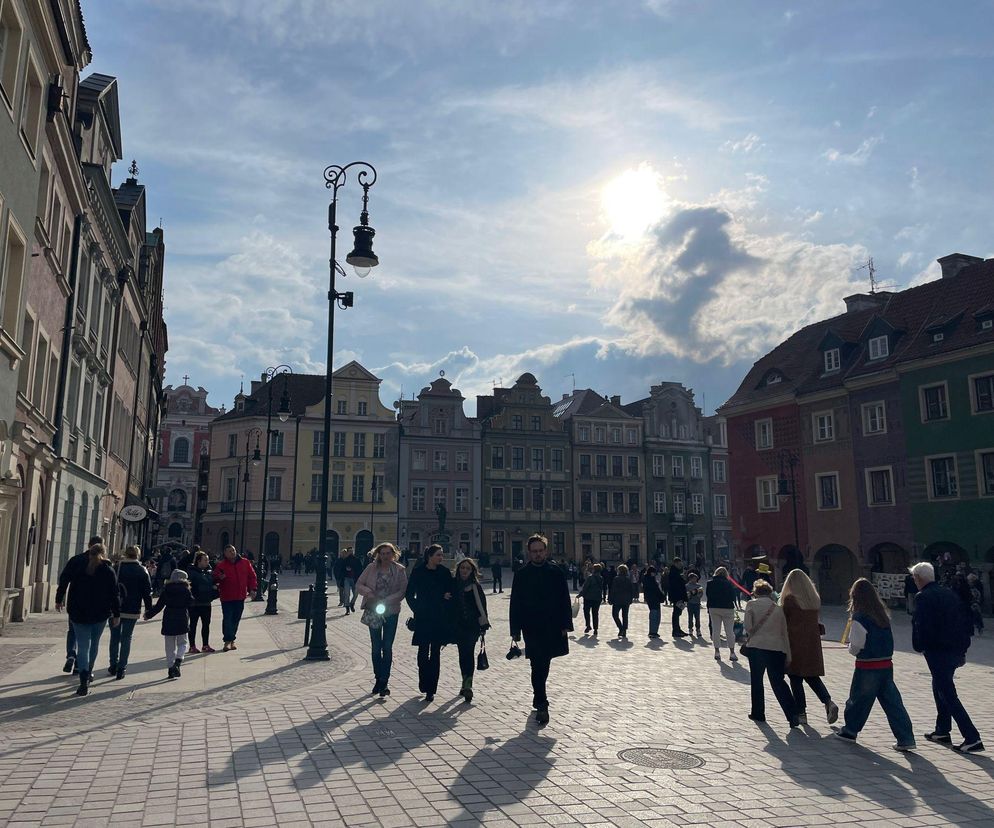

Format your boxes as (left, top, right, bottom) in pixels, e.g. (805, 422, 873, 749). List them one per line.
(84, 0, 994, 416)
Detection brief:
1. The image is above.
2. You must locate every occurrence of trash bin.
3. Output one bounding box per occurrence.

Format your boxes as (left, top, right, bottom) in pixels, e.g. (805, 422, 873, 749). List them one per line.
(297, 588, 313, 620)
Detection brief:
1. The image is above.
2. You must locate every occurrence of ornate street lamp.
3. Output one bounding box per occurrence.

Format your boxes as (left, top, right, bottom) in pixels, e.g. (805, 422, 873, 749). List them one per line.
(255, 365, 293, 601)
(241, 427, 263, 557)
(306, 161, 379, 662)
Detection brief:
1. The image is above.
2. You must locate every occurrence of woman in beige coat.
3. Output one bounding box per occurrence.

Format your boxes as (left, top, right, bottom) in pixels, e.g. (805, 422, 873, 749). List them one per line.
(744, 580, 798, 727)
(780, 569, 839, 726)
(355, 543, 409, 698)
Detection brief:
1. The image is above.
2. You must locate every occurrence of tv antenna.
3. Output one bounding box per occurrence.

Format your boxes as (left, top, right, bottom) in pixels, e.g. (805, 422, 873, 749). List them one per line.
(564, 372, 576, 393)
(857, 258, 877, 292)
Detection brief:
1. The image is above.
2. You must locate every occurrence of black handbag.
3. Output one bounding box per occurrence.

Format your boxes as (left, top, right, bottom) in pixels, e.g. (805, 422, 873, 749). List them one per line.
(476, 636, 489, 671)
(405, 616, 415, 632)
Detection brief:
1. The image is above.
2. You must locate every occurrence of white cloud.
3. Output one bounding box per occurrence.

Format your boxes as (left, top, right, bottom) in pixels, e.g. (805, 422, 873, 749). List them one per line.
(721, 132, 763, 154)
(823, 135, 884, 166)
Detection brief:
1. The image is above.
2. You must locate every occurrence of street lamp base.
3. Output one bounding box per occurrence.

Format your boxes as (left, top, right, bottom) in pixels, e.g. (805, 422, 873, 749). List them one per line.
(304, 647, 330, 661)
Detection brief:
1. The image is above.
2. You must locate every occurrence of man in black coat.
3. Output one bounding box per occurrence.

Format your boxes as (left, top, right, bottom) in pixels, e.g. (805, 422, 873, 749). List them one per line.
(491, 558, 503, 593)
(667, 559, 689, 637)
(510, 534, 572, 725)
(911, 562, 983, 752)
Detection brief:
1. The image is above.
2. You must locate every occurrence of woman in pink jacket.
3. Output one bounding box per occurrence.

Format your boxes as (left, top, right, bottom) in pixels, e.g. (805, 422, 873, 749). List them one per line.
(355, 542, 409, 698)
(212, 545, 258, 651)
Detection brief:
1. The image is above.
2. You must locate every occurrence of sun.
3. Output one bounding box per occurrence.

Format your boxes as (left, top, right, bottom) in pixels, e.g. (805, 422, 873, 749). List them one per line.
(601, 163, 669, 240)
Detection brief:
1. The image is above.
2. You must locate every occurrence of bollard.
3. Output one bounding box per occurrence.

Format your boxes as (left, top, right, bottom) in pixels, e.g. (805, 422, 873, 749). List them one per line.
(265, 571, 279, 615)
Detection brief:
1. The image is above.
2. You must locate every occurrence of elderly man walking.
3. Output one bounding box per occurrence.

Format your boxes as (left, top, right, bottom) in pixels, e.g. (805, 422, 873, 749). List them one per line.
(910, 562, 984, 753)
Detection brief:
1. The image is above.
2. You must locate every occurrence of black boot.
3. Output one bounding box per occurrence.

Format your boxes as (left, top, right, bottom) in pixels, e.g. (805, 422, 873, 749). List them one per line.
(173, 659, 183, 678)
(76, 670, 90, 696)
(116, 667, 126, 680)
(63, 656, 75, 674)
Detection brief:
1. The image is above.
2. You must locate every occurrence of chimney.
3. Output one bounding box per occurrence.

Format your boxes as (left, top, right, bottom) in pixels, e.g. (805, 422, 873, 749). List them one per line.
(937, 253, 984, 280)
(610, 395, 621, 406)
(562, 393, 569, 400)
(843, 292, 891, 314)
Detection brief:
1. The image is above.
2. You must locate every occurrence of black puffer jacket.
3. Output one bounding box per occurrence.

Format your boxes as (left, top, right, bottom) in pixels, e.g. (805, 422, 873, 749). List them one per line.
(405, 564, 455, 646)
(116, 560, 153, 619)
(56, 555, 121, 624)
(147, 581, 194, 636)
(188, 568, 217, 606)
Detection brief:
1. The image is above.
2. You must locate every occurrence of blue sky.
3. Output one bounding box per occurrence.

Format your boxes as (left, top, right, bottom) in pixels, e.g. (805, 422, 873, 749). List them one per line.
(84, 0, 994, 415)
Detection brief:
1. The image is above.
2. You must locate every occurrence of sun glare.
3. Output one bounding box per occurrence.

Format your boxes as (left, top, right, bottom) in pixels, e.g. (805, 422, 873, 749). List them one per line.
(601, 164, 669, 240)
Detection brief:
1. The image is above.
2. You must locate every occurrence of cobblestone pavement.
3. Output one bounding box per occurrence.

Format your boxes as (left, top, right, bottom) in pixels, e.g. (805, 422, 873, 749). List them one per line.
(0, 574, 992, 827)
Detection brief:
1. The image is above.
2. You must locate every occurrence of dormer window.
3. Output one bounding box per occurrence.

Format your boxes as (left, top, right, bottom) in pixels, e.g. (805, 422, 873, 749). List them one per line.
(932, 332, 945, 344)
(983, 319, 993, 331)
(766, 373, 782, 386)
(868, 335, 889, 360)
(824, 348, 841, 373)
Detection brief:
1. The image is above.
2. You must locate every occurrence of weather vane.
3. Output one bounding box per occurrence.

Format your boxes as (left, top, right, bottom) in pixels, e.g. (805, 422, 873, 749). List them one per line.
(128, 159, 139, 179)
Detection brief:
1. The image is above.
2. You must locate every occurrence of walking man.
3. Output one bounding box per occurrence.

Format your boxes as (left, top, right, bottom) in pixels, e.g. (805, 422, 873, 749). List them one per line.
(57, 535, 103, 674)
(509, 534, 572, 725)
(213, 545, 258, 652)
(668, 558, 689, 637)
(491, 558, 503, 593)
(911, 562, 984, 753)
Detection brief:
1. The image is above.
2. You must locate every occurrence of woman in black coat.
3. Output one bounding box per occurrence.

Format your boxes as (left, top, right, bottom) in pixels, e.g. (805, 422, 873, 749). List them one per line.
(146, 570, 194, 679)
(642, 566, 665, 639)
(668, 559, 690, 637)
(451, 559, 490, 703)
(405, 544, 454, 702)
(609, 564, 634, 639)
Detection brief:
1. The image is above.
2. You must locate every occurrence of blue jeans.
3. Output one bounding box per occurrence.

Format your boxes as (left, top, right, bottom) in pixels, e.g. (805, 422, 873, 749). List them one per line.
(342, 578, 355, 608)
(843, 667, 915, 745)
(71, 621, 107, 673)
(925, 651, 980, 743)
(648, 606, 661, 636)
(109, 618, 138, 669)
(369, 614, 399, 684)
(66, 620, 76, 659)
(221, 600, 245, 643)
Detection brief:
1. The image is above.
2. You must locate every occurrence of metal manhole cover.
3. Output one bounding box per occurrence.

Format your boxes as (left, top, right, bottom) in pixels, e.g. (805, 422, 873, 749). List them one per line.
(617, 748, 704, 769)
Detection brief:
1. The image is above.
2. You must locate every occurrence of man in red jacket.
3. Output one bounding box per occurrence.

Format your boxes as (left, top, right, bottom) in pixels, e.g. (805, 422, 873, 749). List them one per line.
(213, 545, 258, 651)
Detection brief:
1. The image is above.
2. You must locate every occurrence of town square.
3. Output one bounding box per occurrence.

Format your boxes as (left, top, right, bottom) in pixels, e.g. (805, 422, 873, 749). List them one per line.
(0, 1, 993, 826)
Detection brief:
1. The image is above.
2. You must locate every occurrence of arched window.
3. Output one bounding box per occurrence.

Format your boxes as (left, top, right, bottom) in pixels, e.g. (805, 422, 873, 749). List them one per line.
(168, 488, 188, 512)
(168, 522, 183, 538)
(60, 487, 75, 570)
(172, 437, 190, 464)
(77, 492, 88, 552)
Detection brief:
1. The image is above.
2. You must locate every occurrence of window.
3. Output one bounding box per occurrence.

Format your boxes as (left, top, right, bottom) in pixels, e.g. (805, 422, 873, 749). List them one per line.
(866, 467, 894, 506)
(982, 318, 994, 331)
(0, 2, 24, 103)
(228, 433, 238, 457)
(654, 492, 666, 513)
(578, 426, 590, 442)
(172, 437, 190, 464)
(412, 485, 426, 511)
(595, 427, 605, 443)
(531, 415, 542, 431)
(310, 474, 322, 502)
(490, 487, 504, 510)
(712, 459, 726, 482)
(612, 492, 624, 513)
(225, 476, 237, 502)
(491, 446, 504, 469)
(18, 57, 43, 156)
(357, 401, 367, 416)
(511, 415, 523, 430)
(816, 473, 840, 510)
(531, 448, 544, 470)
(331, 474, 345, 502)
(931, 332, 944, 344)
(491, 530, 504, 554)
(977, 451, 994, 497)
(333, 432, 346, 457)
(652, 454, 665, 477)
(433, 487, 446, 508)
(824, 348, 841, 373)
(373, 475, 384, 502)
(579, 454, 591, 477)
(267, 475, 282, 501)
(551, 488, 564, 511)
(351, 474, 365, 502)
(927, 456, 958, 499)
(511, 487, 524, 510)
(862, 402, 886, 435)
(690, 456, 702, 478)
(269, 430, 284, 456)
(672, 493, 685, 516)
(610, 428, 621, 444)
(455, 487, 469, 512)
(372, 433, 385, 458)
(433, 450, 448, 472)
(814, 411, 835, 442)
(433, 417, 447, 435)
(596, 491, 608, 513)
(1, 218, 27, 333)
(511, 447, 524, 470)
(628, 493, 640, 514)
(532, 487, 543, 510)
(611, 455, 623, 477)
(627, 456, 639, 477)
(551, 448, 563, 472)
(921, 384, 949, 422)
(757, 477, 779, 511)
(755, 418, 773, 450)
(626, 428, 638, 445)
(455, 451, 469, 471)
(595, 455, 607, 477)
(580, 491, 592, 512)
(766, 373, 782, 385)
(412, 449, 427, 470)
(868, 335, 889, 360)
(971, 374, 994, 414)
(671, 456, 684, 478)
(336, 399, 347, 415)
(714, 494, 728, 517)
(692, 493, 704, 515)
(353, 433, 366, 457)
(553, 532, 565, 556)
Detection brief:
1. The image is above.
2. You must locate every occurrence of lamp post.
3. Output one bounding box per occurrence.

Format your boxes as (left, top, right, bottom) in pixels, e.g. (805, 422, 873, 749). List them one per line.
(255, 365, 293, 601)
(778, 448, 801, 553)
(232, 455, 244, 549)
(306, 161, 379, 662)
(241, 428, 263, 556)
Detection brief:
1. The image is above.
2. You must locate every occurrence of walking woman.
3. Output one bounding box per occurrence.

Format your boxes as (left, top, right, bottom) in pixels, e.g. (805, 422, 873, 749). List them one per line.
(835, 578, 916, 751)
(744, 580, 798, 726)
(188, 551, 217, 653)
(451, 558, 490, 702)
(109, 545, 152, 680)
(55, 542, 121, 696)
(355, 542, 409, 698)
(146, 570, 194, 679)
(579, 563, 604, 635)
(642, 566, 664, 639)
(405, 544, 454, 702)
(706, 566, 738, 661)
(610, 564, 634, 638)
(780, 568, 839, 725)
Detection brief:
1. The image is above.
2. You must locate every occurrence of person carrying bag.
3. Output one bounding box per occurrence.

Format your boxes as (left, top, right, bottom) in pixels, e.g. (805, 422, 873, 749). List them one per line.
(452, 558, 490, 703)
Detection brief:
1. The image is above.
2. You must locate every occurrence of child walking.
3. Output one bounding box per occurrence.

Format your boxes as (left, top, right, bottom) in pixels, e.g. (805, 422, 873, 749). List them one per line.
(146, 569, 194, 679)
(835, 578, 916, 751)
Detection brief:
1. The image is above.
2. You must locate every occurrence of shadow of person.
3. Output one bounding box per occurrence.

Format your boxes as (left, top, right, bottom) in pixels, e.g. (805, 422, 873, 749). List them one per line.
(573, 635, 599, 649)
(671, 638, 695, 651)
(607, 638, 634, 651)
(718, 661, 751, 684)
(645, 639, 667, 651)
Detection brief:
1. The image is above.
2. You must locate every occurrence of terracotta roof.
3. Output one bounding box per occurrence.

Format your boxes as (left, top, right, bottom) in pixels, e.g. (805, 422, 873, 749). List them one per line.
(213, 374, 328, 422)
(721, 257, 994, 410)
